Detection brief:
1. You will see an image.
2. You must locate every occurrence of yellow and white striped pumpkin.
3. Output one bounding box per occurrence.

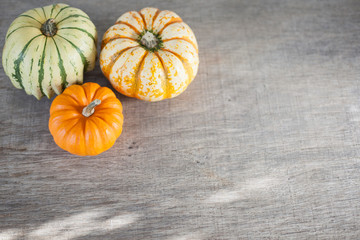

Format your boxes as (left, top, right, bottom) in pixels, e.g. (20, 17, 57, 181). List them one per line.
(100, 7, 199, 102)
(2, 3, 97, 99)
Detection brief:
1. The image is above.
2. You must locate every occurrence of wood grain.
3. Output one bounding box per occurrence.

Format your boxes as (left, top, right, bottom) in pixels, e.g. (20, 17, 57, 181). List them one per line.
(1, 0, 360, 239)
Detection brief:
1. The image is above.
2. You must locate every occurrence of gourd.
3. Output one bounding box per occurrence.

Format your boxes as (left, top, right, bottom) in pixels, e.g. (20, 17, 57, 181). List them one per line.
(100, 7, 199, 102)
(2, 3, 97, 99)
(49, 82, 123, 156)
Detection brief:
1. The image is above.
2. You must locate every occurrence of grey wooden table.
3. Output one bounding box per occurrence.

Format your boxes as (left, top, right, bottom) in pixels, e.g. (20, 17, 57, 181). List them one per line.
(1, 0, 360, 239)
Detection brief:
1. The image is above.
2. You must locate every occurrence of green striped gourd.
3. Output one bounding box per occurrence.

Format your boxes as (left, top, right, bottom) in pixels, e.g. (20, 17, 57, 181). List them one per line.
(2, 3, 97, 99)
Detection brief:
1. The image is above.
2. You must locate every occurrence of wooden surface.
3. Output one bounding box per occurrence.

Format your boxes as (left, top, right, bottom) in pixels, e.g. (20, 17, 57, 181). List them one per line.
(1, 0, 360, 239)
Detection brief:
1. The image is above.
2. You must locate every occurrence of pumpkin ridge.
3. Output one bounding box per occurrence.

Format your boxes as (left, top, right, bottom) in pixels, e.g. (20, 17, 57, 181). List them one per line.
(49, 4, 56, 18)
(97, 113, 124, 138)
(59, 27, 96, 44)
(95, 95, 121, 105)
(53, 5, 71, 20)
(115, 21, 140, 35)
(95, 105, 122, 113)
(104, 46, 138, 79)
(65, 84, 88, 106)
(51, 114, 82, 125)
(116, 48, 146, 97)
(51, 112, 81, 123)
(157, 19, 183, 34)
(134, 52, 148, 97)
(103, 112, 123, 138)
(138, 11, 147, 30)
(86, 118, 106, 154)
(41, 7, 47, 19)
(12, 34, 42, 90)
(162, 48, 192, 85)
(163, 37, 198, 53)
(101, 37, 138, 50)
(31, 8, 44, 22)
(58, 94, 84, 109)
(154, 52, 169, 99)
(83, 82, 101, 103)
(56, 34, 89, 72)
(50, 99, 81, 113)
(86, 119, 105, 155)
(51, 115, 79, 136)
(38, 37, 48, 97)
(92, 87, 114, 102)
(52, 37, 68, 90)
(62, 119, 85, 155)
(92, 114, 117, 136)
(19, 14, 42, 25)
(151, 9, 161, 30)
(4, 42, 16, 71)
(57, 14, 90, 25)
(58, 94, 83, 108)
(6, 26, 39, 39)
(80, 118, 87, 155)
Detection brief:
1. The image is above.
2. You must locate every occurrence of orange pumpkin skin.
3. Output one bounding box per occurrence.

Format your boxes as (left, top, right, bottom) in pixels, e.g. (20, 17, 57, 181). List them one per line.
(49, 82, 123, 156)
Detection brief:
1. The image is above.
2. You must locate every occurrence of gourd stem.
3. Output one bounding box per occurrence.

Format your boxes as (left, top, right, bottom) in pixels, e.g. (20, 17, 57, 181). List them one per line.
(140, 31, 159, 49)
(40, 18, 57, 37)
(82, 99, 101, 117)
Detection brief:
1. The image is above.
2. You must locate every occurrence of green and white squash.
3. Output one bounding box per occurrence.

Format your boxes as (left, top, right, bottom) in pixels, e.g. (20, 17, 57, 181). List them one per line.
(2, 3, 97, 99)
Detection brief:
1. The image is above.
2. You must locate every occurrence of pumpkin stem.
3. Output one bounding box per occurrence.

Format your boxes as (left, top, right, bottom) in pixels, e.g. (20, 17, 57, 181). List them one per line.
(40, 18, 57, 37)
(140, 31, 158, 49)
(82, 99, 101, 117)
(138, 30, 163, 52)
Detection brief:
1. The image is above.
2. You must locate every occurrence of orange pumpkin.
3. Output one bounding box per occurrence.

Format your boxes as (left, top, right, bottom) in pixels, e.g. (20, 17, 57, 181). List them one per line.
(49, 82, 123, 156)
